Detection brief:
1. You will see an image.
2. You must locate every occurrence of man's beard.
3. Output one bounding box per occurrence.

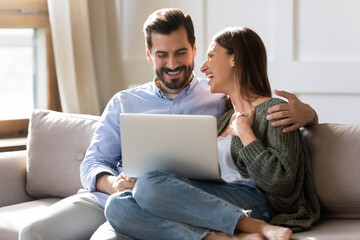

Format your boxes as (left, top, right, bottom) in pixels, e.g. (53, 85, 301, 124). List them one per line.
(155, 63, 194, 90)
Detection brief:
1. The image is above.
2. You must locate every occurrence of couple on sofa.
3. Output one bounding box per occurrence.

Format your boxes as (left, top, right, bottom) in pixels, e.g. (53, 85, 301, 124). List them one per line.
(20, 8, 320, 240)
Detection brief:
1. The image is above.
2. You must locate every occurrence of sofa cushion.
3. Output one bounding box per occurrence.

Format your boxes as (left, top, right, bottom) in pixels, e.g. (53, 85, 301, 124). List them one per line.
(26, 110, 100, 198)
(292, 219, 360, 240)
(90, 221, 132, 240)
(302, 124, 360, 218)
(0, 150, 33, 207)
(0, 198, 61, 240)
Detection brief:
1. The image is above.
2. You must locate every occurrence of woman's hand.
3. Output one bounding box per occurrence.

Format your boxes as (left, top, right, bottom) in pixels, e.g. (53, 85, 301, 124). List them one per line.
(230, 109, 257, 146)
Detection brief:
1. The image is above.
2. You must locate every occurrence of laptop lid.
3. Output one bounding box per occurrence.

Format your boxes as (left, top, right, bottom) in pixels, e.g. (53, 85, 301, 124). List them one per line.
(119, 113, 220, 180)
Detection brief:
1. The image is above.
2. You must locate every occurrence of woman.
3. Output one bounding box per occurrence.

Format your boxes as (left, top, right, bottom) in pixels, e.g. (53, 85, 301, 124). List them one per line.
(200, 26, 321, 235)
(105, 27, 320, 240)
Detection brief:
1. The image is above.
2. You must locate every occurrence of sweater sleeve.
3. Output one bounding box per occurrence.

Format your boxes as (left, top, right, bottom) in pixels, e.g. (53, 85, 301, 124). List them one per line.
(237, 122, 302, 197)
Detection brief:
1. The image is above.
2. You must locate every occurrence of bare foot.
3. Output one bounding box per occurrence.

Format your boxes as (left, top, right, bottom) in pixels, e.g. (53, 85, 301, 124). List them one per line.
(236, 233, 265, 240)
(204, 231, 265, 240)
(262, 225, 292, 240)
(235, 216, 292, 240)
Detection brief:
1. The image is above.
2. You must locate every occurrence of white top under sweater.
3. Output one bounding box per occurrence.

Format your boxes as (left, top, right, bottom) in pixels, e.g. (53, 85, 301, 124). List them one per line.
(217, 134, 253, 183)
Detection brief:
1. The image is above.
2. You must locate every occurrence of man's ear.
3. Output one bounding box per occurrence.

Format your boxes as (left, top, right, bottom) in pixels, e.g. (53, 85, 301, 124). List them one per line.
(146, 48, 153, 63)
(193, 42, 198, 58)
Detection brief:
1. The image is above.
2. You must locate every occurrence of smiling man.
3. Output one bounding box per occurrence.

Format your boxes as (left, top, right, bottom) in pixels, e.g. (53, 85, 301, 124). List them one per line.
(145, 9, 197, 94)
(149, 26, 196, 93)
(19, 8, 318, 240)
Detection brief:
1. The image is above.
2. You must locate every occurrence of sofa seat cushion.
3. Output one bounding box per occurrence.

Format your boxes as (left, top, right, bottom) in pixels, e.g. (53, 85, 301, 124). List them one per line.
(90, 221, 132, 240)
(27, 110, 100, 198)
(92, 219, 360, 240)
(292, 219, 360, 240)
(0, 198, 61, 240)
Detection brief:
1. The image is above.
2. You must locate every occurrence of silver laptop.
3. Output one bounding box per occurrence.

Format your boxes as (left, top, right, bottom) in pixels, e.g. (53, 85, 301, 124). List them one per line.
(119, 113, 220, 180)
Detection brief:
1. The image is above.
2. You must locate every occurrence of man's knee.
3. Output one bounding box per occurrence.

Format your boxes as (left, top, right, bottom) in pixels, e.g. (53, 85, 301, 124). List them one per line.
(19, 221, 46, 240)
(19, 193, 106, 240)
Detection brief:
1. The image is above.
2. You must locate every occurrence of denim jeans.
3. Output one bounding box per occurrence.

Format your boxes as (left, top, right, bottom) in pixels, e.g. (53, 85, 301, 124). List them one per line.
(105, 170, 273, 240)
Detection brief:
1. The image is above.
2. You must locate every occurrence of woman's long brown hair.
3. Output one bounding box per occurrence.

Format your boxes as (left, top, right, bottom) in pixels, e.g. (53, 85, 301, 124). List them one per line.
(214, 27, 271, 108)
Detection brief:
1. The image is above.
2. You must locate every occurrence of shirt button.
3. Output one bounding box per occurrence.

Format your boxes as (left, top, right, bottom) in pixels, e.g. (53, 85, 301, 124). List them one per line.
(173, 100, 178, 104)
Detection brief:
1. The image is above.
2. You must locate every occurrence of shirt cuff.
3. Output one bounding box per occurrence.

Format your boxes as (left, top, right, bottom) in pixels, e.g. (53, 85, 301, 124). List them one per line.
(89, 167, 119, 192)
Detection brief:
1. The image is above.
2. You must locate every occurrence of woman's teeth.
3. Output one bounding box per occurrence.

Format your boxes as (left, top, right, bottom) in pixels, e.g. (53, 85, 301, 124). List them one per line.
(207, 74, 214, 79)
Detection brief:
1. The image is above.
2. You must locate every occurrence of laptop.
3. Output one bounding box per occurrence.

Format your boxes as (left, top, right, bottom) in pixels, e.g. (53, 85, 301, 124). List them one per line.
(119, 113, 221, 180)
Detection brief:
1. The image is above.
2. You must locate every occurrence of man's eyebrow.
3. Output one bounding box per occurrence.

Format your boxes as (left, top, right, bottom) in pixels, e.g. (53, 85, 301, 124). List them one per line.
(155, 50, 168, 54)
(176, 48, 188, 52)
(155, 48, 188, 54)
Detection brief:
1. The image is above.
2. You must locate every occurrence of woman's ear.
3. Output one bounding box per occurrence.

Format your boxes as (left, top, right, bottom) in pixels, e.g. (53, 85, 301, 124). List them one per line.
(231, 58, 235, 67)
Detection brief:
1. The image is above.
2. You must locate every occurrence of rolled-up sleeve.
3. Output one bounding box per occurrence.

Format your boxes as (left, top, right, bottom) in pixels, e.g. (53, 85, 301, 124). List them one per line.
(80, 95, 123, 192)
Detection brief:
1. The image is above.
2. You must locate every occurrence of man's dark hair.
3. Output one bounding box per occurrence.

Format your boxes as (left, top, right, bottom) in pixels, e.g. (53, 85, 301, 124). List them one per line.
(143, 8, 196, 51)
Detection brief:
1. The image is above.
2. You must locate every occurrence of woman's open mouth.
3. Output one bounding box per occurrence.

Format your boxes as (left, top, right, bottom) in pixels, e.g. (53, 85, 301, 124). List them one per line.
(206, 73, 214, 80)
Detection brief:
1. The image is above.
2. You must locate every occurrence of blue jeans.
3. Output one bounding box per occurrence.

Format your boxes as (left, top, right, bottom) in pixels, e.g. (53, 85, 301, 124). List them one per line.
(105, 170, 273, 240)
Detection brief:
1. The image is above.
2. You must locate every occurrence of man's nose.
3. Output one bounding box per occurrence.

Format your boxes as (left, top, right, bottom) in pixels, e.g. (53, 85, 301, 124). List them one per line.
(166, 55, 179, 70)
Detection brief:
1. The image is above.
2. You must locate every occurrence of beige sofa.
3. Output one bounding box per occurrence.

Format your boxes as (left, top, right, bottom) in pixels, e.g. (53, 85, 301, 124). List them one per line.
(1, 109, 360, 240)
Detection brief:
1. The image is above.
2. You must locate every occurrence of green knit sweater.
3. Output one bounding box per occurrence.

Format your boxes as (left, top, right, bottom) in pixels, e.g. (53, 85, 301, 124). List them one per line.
(217, 98, 320, 232)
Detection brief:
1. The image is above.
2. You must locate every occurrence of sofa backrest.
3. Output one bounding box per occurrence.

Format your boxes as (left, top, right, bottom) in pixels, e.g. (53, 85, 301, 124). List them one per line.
(302, 123, 360, 218)
(26, 109, 100, 198)
(26, 111, 360, 218)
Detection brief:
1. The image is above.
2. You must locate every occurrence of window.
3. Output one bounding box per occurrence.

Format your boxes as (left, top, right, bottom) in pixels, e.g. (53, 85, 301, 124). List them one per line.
(0, 0, 61, 151)
(0, 28, 47, 119)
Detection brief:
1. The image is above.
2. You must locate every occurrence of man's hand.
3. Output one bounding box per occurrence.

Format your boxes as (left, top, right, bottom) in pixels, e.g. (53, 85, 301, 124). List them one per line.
(267, 90, 318, 133)
(96, 172, 136, 195)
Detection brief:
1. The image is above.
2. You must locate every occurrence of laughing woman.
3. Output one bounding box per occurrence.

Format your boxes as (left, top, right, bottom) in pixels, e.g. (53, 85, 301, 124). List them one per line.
(104, 27, 320, 240)
(200, 26, 320, 238)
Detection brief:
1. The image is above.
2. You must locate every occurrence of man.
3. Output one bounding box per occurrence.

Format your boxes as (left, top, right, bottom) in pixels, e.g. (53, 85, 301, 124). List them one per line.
(19, 8, 318, 240)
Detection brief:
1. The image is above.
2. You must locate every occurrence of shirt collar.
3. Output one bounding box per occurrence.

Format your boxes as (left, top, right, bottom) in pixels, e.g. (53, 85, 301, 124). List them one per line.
(152, 72, 199, 99)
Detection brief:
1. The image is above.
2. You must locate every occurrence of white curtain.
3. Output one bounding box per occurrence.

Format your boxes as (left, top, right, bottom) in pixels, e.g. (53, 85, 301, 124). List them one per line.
(47, 0, 101, 115)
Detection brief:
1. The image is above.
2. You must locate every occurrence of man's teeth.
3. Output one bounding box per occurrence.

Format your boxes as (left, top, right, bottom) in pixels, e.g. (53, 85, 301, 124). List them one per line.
(207, 74, 214, 78)
(167, 70, 181, 75)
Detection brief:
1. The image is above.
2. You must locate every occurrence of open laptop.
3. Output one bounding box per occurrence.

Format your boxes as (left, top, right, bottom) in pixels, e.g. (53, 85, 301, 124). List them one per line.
(119, 113, 221, 181)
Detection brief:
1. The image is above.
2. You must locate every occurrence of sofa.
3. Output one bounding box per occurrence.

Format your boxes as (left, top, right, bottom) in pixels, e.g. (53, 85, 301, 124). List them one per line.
(0, 109, 360, 240)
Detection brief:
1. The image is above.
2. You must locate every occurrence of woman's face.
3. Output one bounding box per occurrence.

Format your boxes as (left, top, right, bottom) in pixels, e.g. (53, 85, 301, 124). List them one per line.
(200, 41, 235, 94)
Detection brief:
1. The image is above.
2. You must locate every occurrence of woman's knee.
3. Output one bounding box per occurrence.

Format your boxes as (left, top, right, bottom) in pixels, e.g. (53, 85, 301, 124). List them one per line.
(105, 191, 145, 236)
(133, 170, 172, 206)
(105, 192, 131, 223)
(105, 191, 143, 232)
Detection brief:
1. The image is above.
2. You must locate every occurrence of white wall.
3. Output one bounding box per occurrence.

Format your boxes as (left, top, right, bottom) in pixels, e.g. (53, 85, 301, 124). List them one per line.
(114, 0, 360, 124)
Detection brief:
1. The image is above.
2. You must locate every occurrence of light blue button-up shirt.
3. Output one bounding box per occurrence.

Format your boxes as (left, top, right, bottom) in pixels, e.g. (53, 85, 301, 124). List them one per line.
(80, 75, 226, 207)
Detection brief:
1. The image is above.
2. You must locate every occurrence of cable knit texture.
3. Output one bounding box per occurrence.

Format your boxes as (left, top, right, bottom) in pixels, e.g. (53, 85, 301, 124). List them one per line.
(217, 98, 320, 232)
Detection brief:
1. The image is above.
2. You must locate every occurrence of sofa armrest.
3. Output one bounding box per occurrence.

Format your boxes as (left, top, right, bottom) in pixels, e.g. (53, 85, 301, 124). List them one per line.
(0, 150, 34, 207)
